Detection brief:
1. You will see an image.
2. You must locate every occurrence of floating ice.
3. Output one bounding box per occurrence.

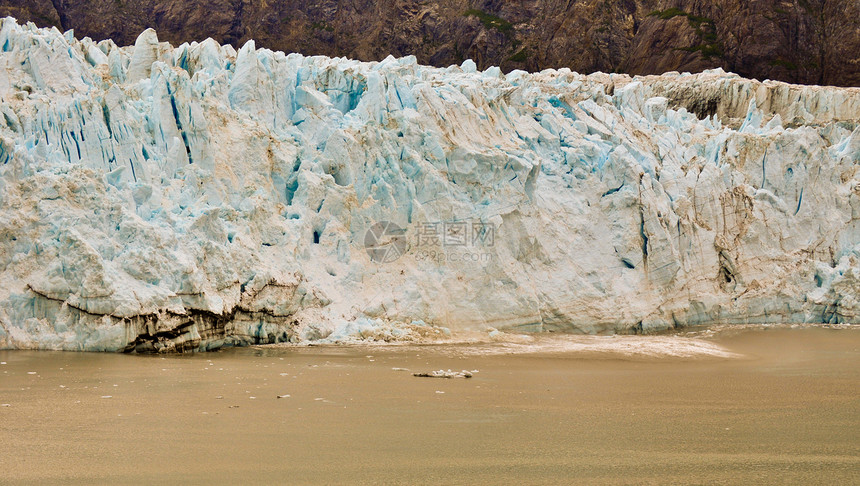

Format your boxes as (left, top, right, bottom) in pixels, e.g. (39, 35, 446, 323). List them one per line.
(413, 370, 474, 379)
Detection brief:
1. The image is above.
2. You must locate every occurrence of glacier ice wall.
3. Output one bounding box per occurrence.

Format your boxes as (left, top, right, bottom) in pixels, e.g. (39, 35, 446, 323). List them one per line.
(0, 18, 858, 351)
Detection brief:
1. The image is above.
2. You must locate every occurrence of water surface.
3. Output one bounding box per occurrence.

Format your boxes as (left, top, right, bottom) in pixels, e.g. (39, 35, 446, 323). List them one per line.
(1, 327, 858, 484)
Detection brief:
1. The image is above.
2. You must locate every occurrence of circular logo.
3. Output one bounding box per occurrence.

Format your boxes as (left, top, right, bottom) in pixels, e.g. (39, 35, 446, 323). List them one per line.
(364, 221, 407, 263)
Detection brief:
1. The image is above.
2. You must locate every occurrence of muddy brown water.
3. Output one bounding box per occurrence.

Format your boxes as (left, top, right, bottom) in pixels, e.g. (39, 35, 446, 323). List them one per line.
(1, 327, 858, 484)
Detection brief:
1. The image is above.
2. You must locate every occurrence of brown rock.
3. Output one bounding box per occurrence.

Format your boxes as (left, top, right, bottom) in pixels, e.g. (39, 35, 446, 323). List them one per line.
(1, 0, 857, 86)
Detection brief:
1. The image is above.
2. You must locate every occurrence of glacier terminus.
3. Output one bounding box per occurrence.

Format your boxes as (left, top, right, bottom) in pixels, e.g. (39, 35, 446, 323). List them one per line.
(0, 18, 858, 351)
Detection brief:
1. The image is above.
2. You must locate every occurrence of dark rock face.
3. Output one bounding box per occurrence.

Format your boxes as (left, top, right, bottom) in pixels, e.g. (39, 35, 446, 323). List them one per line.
(1, 0, 858, 86)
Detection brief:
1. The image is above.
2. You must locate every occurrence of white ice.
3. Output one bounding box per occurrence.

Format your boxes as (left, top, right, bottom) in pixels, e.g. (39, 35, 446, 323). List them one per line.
(0, 18, 858, 351)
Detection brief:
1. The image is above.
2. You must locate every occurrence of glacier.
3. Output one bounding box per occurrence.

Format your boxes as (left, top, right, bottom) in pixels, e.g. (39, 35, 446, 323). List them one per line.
(0, 18, 858, 352)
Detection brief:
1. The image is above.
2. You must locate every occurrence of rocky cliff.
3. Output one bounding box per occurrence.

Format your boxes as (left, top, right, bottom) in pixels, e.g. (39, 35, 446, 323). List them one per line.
(2, 0, 859, 87)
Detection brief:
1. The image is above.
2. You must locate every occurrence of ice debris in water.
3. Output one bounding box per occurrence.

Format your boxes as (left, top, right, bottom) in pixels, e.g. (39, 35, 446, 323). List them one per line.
(413, 369, 474, 378)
